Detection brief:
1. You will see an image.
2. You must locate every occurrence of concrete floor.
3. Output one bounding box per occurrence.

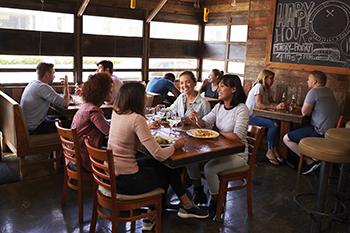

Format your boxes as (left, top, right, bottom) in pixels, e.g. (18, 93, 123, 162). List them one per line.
(0, 149, 349, 233)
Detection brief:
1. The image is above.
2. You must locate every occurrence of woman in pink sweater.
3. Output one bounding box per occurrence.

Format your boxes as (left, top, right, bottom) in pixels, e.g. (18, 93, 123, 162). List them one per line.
(108, 82, 208, 230)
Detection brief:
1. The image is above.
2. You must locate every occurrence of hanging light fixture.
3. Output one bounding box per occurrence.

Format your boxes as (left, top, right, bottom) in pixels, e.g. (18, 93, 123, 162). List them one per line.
(231, 0, 236, 7)
(130, 0, 136, 9)
(203, 7, 209, 23)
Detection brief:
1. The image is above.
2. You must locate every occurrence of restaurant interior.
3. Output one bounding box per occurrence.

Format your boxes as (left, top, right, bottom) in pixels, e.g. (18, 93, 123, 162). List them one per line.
(1, 0, 350, 232)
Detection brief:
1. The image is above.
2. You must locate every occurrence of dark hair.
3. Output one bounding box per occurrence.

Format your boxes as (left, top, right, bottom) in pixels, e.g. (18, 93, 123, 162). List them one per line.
(81, 72, 114, 106)
(114, 82, 145, 117)
(212, 69, 224, 78)
(179, 70, 196, 83)
(36, 62, 54, 79)
(218, 74, 246, 108)
(309, 70, 327, 86)
(163, 73, 175, 82)
(97, 60, 114, 75)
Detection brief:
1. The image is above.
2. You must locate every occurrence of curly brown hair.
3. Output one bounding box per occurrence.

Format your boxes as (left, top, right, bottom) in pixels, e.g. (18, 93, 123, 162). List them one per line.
(81, 72, 115, 106)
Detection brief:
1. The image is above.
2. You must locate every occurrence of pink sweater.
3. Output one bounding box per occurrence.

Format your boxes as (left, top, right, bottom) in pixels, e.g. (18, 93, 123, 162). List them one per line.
(108, 111, 175, 176)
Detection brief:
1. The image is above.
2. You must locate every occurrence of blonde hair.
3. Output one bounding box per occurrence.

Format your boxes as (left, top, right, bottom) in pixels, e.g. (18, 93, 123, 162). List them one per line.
(253, 69, 275, 91)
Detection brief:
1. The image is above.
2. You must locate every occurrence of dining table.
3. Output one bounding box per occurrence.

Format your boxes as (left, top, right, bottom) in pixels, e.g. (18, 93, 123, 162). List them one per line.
(149, 124, 245, 169)
(49, 95, 114, 120)
(253, 108, 309, 160)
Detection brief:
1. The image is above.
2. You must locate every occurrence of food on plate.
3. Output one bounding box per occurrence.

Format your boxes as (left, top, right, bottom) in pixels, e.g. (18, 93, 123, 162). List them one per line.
(192, 129, 218, 138)
(154, 136, 171, 145)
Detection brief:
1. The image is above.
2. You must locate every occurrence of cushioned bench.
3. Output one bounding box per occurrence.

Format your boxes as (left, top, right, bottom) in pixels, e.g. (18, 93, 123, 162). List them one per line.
(0, 91, 61, 178)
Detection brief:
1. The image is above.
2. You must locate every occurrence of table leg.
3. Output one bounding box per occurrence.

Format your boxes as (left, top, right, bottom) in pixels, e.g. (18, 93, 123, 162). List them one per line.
(279, 121, 290, 160)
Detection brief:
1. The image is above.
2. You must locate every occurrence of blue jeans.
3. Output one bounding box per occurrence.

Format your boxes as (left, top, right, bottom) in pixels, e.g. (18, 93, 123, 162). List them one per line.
(287, 125, 323, 143)
(249, 115, 280, 150)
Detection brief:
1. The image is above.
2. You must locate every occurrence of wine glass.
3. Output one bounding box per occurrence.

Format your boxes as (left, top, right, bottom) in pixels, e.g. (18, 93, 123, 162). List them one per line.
(156, 104, 166, 119)
(145, 107, 155, 123)
(168, 110, 181, 136)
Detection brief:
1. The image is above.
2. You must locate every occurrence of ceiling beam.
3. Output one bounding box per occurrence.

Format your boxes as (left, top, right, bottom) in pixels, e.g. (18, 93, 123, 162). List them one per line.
(146, 0, 168, 23)
(77, 0, 90, 17)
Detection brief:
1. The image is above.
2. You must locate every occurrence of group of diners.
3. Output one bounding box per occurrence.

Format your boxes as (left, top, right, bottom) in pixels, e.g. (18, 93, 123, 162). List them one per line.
(19, 59, 339, 230)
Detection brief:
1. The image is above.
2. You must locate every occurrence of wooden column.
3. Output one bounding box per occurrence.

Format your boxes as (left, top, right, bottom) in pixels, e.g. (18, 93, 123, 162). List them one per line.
(74, 6, 83, 84)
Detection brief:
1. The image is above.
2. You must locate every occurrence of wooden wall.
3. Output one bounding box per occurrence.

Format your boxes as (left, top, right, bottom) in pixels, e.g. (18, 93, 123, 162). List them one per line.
(244, 0, 350, 116)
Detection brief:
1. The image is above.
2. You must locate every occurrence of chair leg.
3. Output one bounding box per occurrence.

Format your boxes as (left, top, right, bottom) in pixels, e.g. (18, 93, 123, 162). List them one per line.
(53, 150, 59, 171)
(297, 153, 304, 174)
(155, 195, 162, 233)
(247, 180, 252, 213)
(61, 168, 69, 206)
(89, 183, 98, 233)
(19, 156, 26, 179)
(78, 176, 84, 223)
(215, 177, 227, 222)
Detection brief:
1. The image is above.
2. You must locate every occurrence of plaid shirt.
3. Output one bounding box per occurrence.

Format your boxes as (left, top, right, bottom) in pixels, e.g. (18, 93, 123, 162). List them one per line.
(71, 102, 110, 172)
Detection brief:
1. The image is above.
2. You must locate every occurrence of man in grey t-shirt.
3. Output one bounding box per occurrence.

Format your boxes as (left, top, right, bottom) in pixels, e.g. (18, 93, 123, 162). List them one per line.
(20, 62, 71, 134)
(283, 70, 339, 174)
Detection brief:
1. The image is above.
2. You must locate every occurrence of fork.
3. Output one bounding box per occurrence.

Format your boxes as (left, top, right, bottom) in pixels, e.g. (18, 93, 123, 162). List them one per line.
(194, 115, 202, 129)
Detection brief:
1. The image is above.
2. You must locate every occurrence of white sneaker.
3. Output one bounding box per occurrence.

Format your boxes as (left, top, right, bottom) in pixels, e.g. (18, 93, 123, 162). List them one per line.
(142, 217, 155, 231)
(302, 161, 321, 175)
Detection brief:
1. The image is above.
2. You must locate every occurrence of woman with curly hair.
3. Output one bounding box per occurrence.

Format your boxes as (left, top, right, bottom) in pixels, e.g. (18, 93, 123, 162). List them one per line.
(71, 72, 115, 172)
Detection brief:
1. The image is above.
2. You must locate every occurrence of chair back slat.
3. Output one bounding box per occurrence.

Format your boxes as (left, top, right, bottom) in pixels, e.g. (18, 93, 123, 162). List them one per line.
(337, 115, 350, 128)
(84, 136, 117, 196)
(247, 124, 265, 168)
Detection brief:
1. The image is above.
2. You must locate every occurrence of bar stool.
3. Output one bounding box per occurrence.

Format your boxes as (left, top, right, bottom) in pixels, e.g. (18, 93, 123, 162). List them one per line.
(346, 121, 350, 129)
(325, 128, 350, 217)
(293, 137, 350, 233)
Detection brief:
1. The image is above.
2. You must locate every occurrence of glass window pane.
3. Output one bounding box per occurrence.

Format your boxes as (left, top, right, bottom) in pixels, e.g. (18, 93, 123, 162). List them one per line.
(0, 72, 74, 84)
(149, 71, 183, 80)
(202, 60, 225, 72)
(83, 71, 141, 82)
(228, 62, 245, 74)
(150, 22, 199, 40)
(83, 57, 142, 70)
(230, 25, 248, 42)
(0, 55, 74, 69)
(149, 59, 197, 69)
(0, 7, 73, 33)
(204, 26, 227, 42)
(83, 16, 142, 37)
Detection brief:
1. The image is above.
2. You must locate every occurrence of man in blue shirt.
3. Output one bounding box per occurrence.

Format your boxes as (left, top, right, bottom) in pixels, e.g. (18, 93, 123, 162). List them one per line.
(146, 73, 181, 104)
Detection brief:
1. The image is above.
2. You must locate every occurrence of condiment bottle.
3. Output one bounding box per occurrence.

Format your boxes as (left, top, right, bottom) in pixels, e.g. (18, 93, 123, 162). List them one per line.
(281, 92, 286, 103)
(289, 94, 296, 112)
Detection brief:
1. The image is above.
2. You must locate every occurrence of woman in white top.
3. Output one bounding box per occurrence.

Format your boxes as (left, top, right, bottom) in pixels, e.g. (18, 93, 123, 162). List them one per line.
(168, 71, 211, 125)
(245, 69, 285, 165)
(189, 74, 249, 219)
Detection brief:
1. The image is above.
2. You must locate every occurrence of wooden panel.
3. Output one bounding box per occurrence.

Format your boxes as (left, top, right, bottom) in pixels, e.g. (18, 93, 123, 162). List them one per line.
(246, 38, 266, 56)
(0, 0, 76, 14)
(153, 12, 201, 24)
(250, 0, 271, 11)
(203, 43, 226, 59)
(248, 27, 268, 39)
(228, 44, 246, 60)
(0, 29, 74, 56)
(207, 3, 249, 13)
(149, 39, 199, 58)
(82, 35, 143, 57)
(248, 17, 269, 27)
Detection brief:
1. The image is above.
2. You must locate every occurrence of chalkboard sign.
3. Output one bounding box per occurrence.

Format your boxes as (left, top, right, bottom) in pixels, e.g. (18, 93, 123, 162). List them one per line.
(265, 0, 350, 74)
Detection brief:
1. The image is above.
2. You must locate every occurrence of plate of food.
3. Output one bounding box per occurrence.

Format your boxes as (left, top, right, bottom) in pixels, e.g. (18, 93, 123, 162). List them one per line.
(187, 129, 219, 139)
(154, 135, 177, 147)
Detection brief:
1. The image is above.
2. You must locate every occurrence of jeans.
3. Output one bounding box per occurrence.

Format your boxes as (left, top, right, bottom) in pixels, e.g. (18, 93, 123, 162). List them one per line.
(287, 125, 323, 143)
(249, 115, 280, 150)
(30, 115, 71, 135)
(115, 156, 186, 197)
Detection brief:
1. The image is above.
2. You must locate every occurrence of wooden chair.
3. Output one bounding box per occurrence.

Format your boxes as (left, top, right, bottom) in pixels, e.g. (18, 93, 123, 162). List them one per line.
(55, 119, 93, 223)
(84, 136, 164, 233)
(215, 124, 265, 221)
(0, 90, 61, 178)
(297, 115, 350, 174)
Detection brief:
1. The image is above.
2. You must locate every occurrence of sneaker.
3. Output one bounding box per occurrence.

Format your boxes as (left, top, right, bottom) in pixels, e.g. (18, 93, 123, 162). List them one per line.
(142, 217, 155, 231)
(193, 185, 208, 205)
(207, 200, 217, 219)
(301, 161, 321, 175)
(177, 203, 209, 219)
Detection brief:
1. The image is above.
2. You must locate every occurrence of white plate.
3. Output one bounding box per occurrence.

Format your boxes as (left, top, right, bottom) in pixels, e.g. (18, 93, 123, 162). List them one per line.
(154, 135, 178, 147)
(187, 129, 219, 139)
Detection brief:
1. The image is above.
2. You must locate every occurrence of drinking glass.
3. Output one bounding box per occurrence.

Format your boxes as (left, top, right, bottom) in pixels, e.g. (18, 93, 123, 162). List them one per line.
(156, 104, 166, 119)
(168, 110, 181, 136)
(145, 107, 155, 123)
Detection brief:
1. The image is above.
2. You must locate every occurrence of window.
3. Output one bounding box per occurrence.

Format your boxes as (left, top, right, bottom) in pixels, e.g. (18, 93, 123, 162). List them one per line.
(150, 22, 199, 40)
(83, 16, 142, 37)
(0, 55, 74, 84)
(204, 26, 227, 42)
(230, 25, 248, 42)
(228, 61, 245, 75)
(149, 59, 197, 79)
(201, 59, 225, 80)
(0, 7, 73, 33)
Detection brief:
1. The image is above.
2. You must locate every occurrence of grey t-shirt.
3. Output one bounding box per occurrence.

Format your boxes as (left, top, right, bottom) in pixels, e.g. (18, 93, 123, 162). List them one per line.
(304, 86, 339, 135)
(20, 80, 66, 130)
(245, 83, 272, 116)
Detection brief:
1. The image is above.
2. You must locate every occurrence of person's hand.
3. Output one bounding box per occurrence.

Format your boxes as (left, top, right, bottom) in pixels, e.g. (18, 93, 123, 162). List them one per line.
(173, 138, 185, 150)
(75, 87, 82, 96)
(59, 75, 68, 87)
(276, 102, 286, 110)
(188, 108, 198, 123)
(181, 117, 192, 125)
(149, 120, 161, 129)
(202, 78, 209, 85)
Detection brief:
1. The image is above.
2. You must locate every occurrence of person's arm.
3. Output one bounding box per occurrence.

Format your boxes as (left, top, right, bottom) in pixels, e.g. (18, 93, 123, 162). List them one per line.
(90, 108, 110, 136)
(170, 87, 181, 98)
(198, 79, 208, 93)
(61, 75, 70, 109)
(220, 105, 249, 142)
(301, 102, 313, 116)
(256, 95, 284, 110)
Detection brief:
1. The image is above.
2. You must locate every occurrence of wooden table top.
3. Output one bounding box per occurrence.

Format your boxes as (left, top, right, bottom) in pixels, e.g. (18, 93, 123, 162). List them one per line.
(154, 125, 245, 168)
(50, 102, 113, 119)
(253, 108, 309, 124)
